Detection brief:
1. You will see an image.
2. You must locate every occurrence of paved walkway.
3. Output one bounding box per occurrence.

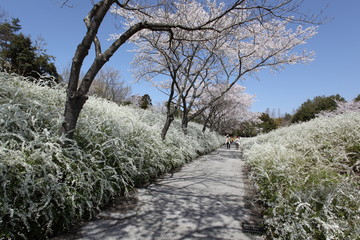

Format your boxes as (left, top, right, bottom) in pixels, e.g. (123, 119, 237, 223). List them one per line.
(54, 145, 264, 240)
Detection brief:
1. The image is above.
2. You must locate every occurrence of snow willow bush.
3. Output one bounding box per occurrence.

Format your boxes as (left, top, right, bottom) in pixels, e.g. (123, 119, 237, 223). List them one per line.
(242, 113, 360, 239)
(0, 72, 223, 239)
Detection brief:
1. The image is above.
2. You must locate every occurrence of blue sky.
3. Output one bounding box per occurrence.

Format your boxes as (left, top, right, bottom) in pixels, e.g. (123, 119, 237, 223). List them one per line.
(1, 0, 359, 115)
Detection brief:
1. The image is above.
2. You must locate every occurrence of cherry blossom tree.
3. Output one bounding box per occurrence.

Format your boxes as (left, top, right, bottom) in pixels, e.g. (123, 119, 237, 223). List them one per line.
(61, 0, 319, 139)
(128, 1, 317, 138)
(196, 84, 261, 133)
(131, 35, 222, 138)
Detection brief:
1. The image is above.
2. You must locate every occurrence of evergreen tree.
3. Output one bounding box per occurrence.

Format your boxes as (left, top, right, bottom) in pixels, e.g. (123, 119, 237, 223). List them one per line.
(0, 18, 59, 82)
(354, 94, 360, 102)
(291, 94, 345, 123)
(234, 122, 259, 137)
(259, 113, 278, 133)
(282, 113, 292, 127)
(0, 17, 21, 49)
(139, 94, 152, 109)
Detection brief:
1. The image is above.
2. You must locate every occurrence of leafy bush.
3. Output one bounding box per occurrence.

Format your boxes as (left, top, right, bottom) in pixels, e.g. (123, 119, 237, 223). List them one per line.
(242, 112, 360, 239)
(291, 95, 345, 123)
(0, 72, 223, 239)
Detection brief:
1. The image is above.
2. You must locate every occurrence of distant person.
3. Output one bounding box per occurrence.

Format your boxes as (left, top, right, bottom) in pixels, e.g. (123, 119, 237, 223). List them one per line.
(234, 136, 241, 150)
(225, 135, 231, 149)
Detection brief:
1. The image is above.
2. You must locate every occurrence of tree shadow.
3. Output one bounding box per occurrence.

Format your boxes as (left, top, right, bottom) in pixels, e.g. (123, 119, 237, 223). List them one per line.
(53, 146, 264, 240)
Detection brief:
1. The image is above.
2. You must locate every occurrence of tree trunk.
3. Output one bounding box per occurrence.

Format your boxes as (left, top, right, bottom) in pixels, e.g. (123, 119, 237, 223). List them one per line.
(202, 125, 207, 133)
(181, 114, 188, 135)
(161, 114, 174, 140)
(61, 0, 150, 139)
(62, 94, 88, 139)
(61, 0, 113, 138)
(202, 117, 209, 133)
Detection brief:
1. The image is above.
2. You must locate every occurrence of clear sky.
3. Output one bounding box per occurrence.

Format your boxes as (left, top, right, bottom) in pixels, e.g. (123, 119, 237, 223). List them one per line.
(1, 0, 359, 115)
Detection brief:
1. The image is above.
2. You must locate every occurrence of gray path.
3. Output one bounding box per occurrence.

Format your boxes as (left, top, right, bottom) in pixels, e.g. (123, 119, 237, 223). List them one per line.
(54, 146, 264, 240)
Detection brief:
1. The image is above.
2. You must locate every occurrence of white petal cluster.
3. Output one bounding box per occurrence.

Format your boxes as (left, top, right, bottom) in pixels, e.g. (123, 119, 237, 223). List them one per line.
(111, 1, 318, 118)
(197, 83, 261, 127)
(111, 0, 317, 75)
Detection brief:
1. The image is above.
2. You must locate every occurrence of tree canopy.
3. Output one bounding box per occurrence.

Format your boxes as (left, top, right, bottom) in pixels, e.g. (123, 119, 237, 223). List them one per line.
(139, 94, 152, 109)
(89, 67, 131, 104)
(291, 94, 345, 123)
(126, 0, 317, 138)
(195, 84, 260, 134)
(0, 18, 59, 82)
(259, 113, 279, 133)
(61, 0, 320, 139)
(354, 94, 360, 102)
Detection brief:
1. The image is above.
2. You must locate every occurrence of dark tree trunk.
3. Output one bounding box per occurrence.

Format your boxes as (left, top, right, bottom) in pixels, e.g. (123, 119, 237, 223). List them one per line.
(181, 120, 188, 135)
(161, 114, 175, 140)
(181, 112, 189, 135)
(61, 0, 113, 138)
(62, 94, 88, 139)
(202, 125, 207, 133)
(161, 70, 180, 140)
(202, 117, 209, 133)
(61, 0, 155, 139)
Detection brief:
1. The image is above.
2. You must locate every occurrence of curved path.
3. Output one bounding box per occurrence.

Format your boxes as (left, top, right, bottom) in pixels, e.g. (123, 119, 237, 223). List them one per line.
(55, 146, 264, 240)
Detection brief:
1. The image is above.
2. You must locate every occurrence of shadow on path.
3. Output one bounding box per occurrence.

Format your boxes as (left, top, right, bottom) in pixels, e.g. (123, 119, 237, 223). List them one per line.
(54, 146, 264, 240)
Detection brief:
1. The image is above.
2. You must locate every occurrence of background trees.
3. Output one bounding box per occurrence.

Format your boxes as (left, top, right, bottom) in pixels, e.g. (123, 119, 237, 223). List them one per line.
(354, 94, 360, 102)
(27, 0, 318, 139)
(139, 94, 152, 109)
(317, 96, 360, 117)
(126, 94, 153, 109)
(127, 0, 317, 139)
(250, 94, 360, 136)
(0, 17, 59, 82)
(89, 66, 131, 104)
(195, 84, 260, 134)
(131, 34, 222, 138)
(259, 113, 279, 133)
(291, 94, 345, 123)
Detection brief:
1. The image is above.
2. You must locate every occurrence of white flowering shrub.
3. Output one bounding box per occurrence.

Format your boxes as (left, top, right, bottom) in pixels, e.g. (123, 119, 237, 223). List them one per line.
(0, 72, 223, 239)
(242, 113, 360, 239)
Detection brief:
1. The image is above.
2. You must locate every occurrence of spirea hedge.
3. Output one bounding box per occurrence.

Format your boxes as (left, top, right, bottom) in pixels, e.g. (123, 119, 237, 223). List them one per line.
(0, 72, 223, 239)
(242, 112, 360, 239)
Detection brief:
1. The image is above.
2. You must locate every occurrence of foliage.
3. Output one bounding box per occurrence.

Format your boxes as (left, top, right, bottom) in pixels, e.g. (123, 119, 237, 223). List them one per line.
(88, 67, 131, 104)
(318, 100, 360, 117)
(259, 113, 279, 133)
(126, 94, 153, 109)
(0, 18, 21, 48)
(62, 0, 319, 139)
(0, 18, 59, 82)
(291, 95, 345, 123)
(281, 113, 293, 127)
(196, 84, 260, 134)
(0, 72, 223, 239)
(233, 122, 259, 138)
(139, 94, 152, 109)
(124, 0, 317, 137)
(242, 112, 360, 239)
